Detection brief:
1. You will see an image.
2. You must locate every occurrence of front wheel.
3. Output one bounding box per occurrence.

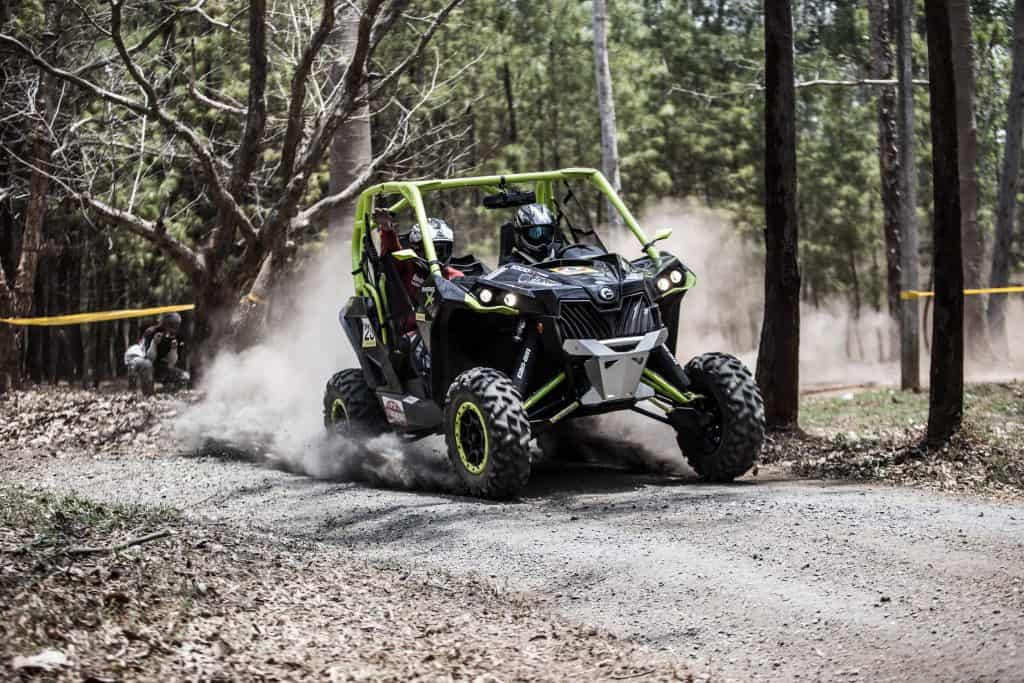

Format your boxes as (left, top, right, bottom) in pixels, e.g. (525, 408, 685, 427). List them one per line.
(444, 368, 532, 499)
(674, 352, 765, 481)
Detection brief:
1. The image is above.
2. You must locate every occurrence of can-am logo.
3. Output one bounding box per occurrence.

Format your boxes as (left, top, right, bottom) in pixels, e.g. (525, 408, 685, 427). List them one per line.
(598, 287, 615, 301)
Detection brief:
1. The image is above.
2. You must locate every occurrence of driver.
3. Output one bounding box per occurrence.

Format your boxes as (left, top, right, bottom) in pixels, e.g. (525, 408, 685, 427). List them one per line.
(509, 203, 561, 263)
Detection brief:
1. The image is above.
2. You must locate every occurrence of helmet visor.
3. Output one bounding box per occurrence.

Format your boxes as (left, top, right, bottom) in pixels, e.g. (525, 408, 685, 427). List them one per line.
(523, 224, 554, 246)
(434, 241, 453, 263)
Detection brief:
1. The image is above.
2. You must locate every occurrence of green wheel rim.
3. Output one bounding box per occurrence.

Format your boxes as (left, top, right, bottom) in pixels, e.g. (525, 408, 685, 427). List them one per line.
(331, 398, 350, 431)
(454, 401, 489, 475)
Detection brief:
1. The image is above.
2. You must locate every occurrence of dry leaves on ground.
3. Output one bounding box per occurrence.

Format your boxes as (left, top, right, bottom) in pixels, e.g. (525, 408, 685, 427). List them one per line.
(761, 425, 1024, 498)
(1, 487, 691, 682)
(0, 387, 196, 459)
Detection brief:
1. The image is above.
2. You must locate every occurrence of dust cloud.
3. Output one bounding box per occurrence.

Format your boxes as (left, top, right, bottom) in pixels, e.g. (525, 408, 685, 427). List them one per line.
(633, 199, 1024, 388)
(174, 243, 459, 492)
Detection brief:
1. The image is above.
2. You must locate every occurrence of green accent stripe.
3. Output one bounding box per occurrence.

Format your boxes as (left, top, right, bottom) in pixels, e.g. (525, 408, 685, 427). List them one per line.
(549, 400, 580, 424)
(641, 368, 700, 405)
(523, 372, 566, 410)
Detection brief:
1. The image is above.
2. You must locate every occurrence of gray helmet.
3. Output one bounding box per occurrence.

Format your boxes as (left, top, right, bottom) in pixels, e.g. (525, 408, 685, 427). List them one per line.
(159, 311, 182, 332)
(409, 217, 455, 262)
(513, 204, 557, 259)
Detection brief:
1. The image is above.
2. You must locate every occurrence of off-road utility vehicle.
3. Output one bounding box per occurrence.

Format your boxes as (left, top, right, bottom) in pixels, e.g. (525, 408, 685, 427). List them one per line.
(324, 168, 765, 499)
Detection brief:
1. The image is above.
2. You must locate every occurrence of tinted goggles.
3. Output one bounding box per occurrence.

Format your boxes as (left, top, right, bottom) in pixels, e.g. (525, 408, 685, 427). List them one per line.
(522, 224, 554, 245)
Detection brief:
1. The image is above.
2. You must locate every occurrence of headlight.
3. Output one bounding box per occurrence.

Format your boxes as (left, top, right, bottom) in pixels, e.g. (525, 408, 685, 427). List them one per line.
(503, 293, 518, 307)
(479, 289, 493, 303)
(669, 269, 683, 284)
(656, 277, 670, 292)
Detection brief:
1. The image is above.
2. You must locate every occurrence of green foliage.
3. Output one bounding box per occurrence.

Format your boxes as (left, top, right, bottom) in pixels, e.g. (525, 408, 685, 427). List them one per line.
(3, 0, 1020, 325)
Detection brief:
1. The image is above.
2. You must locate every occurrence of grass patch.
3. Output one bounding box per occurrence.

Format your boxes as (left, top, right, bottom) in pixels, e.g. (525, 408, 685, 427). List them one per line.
(0, 485, 178, 542)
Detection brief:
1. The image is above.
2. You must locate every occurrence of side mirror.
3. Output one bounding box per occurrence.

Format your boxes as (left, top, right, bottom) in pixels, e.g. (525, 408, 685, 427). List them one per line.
(653, 228, 673, 243)
(391, 249, 420, 262)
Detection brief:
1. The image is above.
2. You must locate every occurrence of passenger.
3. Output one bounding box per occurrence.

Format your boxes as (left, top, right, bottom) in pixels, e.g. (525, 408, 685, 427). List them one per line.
(379, 215, 464, 334)
(378, 214, 463, 389)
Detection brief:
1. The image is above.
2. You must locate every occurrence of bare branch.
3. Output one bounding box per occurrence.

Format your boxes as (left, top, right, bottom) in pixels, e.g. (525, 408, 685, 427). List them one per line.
(106, 0, 258, 244)
(278, 0, 337, 182)
(260, 0, 384, 244)
(794, 78, 929, 88)
(670, 78, 930, 103)
(180, 1, 236, 31)
(187, 82, 247, 116)
(0, 33, 149, 116)
(366, 0, 463, 100)
(229, 0, 268, 193)
(291, 131, 401, 231)
(85, 197, 205, 279)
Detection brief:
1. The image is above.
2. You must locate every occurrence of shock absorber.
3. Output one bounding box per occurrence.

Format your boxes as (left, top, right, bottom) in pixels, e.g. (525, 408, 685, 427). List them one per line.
(512, 319, 540, 395)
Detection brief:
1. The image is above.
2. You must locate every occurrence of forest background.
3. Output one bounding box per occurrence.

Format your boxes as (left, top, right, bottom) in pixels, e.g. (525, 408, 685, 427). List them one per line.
(0, 0, 1019, 395)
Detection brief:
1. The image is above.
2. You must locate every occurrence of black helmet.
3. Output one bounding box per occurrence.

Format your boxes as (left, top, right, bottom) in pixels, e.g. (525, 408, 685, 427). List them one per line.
(159, 311, 182, 333)
(409, 217, 455, 263)
(513, 204, 557, 259)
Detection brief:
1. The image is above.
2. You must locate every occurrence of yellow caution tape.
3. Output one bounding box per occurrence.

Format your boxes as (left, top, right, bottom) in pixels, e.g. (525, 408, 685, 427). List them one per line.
(0, 304, 195, 326)
(901, 286, 1024, 300)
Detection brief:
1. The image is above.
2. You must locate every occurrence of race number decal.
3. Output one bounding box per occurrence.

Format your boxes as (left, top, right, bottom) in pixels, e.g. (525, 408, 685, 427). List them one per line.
(361, 319, 377, 348)
(381, 396, 407, 426)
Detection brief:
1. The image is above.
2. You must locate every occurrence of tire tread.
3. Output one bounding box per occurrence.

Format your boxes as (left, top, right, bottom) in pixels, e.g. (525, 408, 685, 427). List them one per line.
(678, 352, 765, 481)
(444, 368, 532, 499)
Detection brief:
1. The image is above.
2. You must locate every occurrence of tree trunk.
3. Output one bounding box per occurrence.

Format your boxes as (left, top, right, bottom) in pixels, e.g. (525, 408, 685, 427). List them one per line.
(0, 66, 50, 392)
(328, 6, 372, 241)
(868, 0, 902, 362)
(547, 13, 563, 169)
(756, 0, 801, 431)
(501, 62, 517, 144)
(924, 0, 964, 445)
(949, 0, 988, 359)
(897, 0, 921, 391)
(592, 0, 622, 227)
(988, 0, 1024, 355)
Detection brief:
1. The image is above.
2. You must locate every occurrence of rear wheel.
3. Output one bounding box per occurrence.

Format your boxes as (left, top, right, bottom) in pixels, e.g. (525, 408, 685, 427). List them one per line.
(675, 352, 765, 481)
(444, 368, 532, 499)
(323, 369, 388, 438)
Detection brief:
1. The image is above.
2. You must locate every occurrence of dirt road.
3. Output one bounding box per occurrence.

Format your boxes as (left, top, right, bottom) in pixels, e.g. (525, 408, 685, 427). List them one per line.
(4, 446, 1022, 682)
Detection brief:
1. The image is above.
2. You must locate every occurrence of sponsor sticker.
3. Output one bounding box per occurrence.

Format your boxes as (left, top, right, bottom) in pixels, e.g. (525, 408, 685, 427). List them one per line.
(517, 273, 558, 287)
(381, 396, 407, 425)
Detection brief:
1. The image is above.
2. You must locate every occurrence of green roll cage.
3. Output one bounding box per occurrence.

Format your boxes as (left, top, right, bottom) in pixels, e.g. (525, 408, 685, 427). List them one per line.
(350, 167, 674, 342)
(351, 167, 662, 280)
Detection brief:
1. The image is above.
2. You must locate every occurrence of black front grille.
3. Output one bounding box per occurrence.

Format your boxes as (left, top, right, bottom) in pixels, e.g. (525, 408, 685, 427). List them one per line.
(558, 294, 660, 340)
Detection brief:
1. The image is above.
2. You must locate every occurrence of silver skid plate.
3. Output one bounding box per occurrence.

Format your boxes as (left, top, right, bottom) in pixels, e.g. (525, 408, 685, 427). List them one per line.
(562, 329, 667, 406)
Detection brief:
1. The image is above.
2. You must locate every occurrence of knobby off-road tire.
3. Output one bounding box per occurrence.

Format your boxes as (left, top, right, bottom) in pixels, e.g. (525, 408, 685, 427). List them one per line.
(677, 352, 765, 481)
(323, 369, 388, 438)
(444, 368, 532, 499)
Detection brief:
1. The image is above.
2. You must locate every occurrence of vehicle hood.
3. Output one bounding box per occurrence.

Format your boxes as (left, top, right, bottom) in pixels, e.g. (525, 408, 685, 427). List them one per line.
(476, 258, 649, 306)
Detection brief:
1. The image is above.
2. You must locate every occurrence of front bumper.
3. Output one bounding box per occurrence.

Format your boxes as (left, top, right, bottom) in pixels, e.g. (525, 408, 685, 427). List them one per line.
(562, 329, 667, 406)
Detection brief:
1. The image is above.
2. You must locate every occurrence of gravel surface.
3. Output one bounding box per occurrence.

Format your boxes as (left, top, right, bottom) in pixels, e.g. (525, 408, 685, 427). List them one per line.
(5, 443, 1023, 682)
